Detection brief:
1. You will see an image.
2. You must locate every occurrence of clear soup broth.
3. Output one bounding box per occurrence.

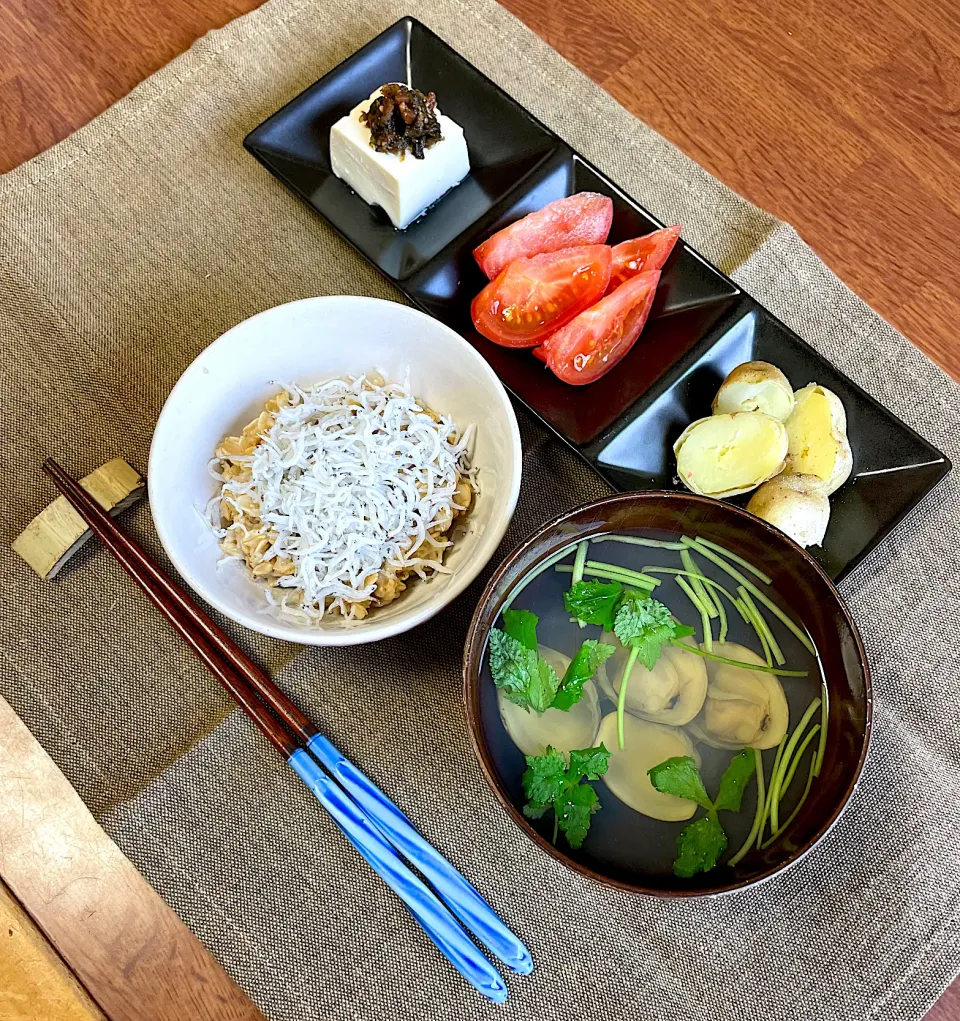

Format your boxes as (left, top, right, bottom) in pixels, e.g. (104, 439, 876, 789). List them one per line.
(480, 530, 827, 884)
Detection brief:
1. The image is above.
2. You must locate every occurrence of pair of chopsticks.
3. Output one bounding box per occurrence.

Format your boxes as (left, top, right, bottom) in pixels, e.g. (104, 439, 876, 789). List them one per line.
(42, 459, 531, 1003)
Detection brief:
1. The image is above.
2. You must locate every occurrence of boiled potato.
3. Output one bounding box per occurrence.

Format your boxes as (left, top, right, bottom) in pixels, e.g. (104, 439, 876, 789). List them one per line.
(784, 384, 852, 494)
(712, 361, 795, 421)
(674, 412, 788, 498)
(746, 474, 830, 548)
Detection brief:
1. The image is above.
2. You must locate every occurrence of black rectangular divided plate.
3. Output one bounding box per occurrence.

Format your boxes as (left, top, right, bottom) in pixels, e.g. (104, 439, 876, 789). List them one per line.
(244, 15, 951, 580)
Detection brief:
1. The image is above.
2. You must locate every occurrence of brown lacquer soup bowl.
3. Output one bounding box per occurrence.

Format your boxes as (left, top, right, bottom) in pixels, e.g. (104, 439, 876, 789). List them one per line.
(463, 492, 871, 896)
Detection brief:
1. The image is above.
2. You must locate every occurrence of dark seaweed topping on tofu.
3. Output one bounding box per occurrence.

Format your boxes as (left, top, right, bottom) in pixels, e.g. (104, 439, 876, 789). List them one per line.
(361, 84, 443, 160)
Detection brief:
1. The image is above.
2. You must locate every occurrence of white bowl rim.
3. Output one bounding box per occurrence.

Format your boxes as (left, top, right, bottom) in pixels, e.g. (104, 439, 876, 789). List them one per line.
(148, 295, 523, 646)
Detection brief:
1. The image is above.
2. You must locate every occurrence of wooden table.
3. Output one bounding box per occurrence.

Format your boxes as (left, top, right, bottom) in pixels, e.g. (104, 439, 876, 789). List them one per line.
(1, 1, 957, 1019)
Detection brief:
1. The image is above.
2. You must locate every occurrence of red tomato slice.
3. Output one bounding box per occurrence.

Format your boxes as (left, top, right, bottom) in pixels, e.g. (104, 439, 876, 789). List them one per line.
(471, 245, 612, 348)
(541, 270, 660, 384)
(608, 225, 681, 291)
(473, 193, 614, 280)
(531, 345, 547, 363)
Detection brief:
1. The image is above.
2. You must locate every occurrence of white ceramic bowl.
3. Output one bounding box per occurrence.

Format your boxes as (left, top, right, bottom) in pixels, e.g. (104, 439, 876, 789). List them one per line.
(148, 296, 522, 645)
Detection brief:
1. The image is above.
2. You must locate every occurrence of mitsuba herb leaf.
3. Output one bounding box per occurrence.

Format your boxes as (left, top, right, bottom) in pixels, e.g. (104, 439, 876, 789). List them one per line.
(567, 745, 612, 780)
(520, 801, 550, 820)
(520, 747, 567, 806)
(673, 815, 728, 878)
(490, 608, 613, 714)
(563, 580, 623, 630)
(613, 595, 696, 670)
(522, 744, 610, 850)
(502, 608, 539, 652)
(646, 756, 712, 810)
(714, 748, 757, 813)
(559, 782, 601, 849)
(552, 640, 615, 711)
(488, 628, 558, 714)
(647, 748, 755, 877)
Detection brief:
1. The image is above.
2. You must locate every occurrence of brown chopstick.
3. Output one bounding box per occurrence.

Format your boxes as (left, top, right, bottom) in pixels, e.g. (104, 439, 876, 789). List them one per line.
(41, 458, 316, 756)
(39, 458, 532, 992)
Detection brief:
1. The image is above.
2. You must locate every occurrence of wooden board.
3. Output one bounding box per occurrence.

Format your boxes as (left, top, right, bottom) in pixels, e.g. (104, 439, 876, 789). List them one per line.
(0, 694, 266, 1021)
(0, 880, 107, 1021)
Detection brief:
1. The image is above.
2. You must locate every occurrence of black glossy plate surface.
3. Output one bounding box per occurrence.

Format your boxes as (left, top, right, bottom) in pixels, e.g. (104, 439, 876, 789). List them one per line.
(244, 16, 950, 580)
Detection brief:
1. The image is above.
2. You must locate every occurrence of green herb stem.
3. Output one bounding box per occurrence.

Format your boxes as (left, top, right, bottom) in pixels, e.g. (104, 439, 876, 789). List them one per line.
(679, 548, 709, 608)
(680, 548, 717, 619)
(684, 535, 773, 585)
(757, 620, 773, 668)
(741, 591, 773, 667)
(586, 560, 661, 588)
(592, 535, 686, 550)
(700, 607, 713, 653)
(668, 641, 807, 676)
(616, 646, 640, 750)
(769, 697, 822, 833)
(674, 574, 705, 616)
(761, 756, 816, 849)
(571, 541, 590, 629)
(503, 543, 578, 612)
(572, 541, 589, 586)
(738, 588, 785, 666)
(639, 567, 743, 614)
(728, 748, 765, 867)
(694, 576, 717, 620)
(552, 811, 559, 845)
(715, 589, 729, 643)
(757, 737, 786, 848)
(555, 564, 657, 590)
(692, 595, 714, 651)
(779, 724, 820, 801)
(674, 576, 712, 652)
(682, 539, 815, 655)
(813, 682, 828, 777)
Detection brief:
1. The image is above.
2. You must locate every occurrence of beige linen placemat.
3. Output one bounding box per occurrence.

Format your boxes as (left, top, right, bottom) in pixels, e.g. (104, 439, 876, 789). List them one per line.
(3, 1, 959, 1018)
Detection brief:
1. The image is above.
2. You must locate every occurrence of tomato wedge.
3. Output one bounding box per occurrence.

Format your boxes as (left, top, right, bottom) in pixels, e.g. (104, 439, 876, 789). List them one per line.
(540, 270, 661, 384)
(608, 225, 681, 291)
(473, 193, 614, 280)
(471, 245, 612, 348)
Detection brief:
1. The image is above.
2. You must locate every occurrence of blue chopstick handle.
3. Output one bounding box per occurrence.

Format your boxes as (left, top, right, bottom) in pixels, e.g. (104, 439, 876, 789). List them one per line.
(307, 733, 533, 976)
(288, 750, 508, 1004)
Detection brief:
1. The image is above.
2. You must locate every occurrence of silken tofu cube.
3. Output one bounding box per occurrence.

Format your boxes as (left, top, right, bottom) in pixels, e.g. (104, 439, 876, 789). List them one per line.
(330, 88, 470, 230)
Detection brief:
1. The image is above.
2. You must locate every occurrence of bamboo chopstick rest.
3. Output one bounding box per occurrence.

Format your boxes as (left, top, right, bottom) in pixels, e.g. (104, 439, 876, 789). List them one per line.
(13, 458, 145, 579)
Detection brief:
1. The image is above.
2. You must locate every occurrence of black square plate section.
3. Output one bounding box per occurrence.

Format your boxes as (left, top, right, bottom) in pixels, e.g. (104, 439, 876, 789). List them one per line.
(245, 16, 951, 580)
(244, 18, 561, 280)
(591, 303, 951, 577)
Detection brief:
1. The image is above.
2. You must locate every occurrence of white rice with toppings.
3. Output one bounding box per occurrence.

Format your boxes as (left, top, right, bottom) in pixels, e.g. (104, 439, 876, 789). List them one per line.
(209, 373, 475, 624)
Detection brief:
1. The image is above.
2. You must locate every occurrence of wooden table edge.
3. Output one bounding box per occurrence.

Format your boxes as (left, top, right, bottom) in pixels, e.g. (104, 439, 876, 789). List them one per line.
(0, 693, 266, 1021)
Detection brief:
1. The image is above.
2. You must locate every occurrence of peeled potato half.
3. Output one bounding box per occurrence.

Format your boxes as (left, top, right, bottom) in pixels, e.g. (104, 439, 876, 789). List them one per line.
(747, 473, 830, 548)
(784, 384, 853, 495)
(712, 361, 796, 421)
(674, 412, 788, 498)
